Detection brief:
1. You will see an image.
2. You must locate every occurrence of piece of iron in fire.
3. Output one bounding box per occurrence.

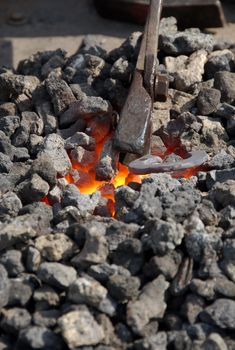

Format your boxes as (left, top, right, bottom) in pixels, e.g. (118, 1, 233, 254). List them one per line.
(128, 150, 209, 175)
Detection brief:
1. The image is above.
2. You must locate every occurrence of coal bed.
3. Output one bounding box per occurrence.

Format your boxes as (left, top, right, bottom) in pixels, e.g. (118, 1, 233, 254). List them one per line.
(1, 17, 235, 350)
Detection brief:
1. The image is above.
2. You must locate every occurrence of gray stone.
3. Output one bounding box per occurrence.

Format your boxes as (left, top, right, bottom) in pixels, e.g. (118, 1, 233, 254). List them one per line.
(87, 263, 131, 284)
(39, 133, 71, 176)
(62, 184, 100, 216)
(33, 286, 60, 309)
(71, 221, 108, 268)
(18, 326, 62, 350)
(107, 274, 140, 302)
(181, 294, 205, 324)
(60, 96, 112, 127)
(8, 278, 33, 306)
(65, 132, 95, 151)
(31, 153, 57, 188)
(34, 233, 75, 262)
(96, 139, 118, 181)
(0, 192, 22, 219)
(197, 88, 221, 115)
(0, 308, 31, 335)
(159, 28, 214, 55)
(38, 262, 77, 290)
(0, 265, 9, 310)
(145, 218, 185, 255)
(0, 153, 13, 173)
(58, 307, 104, 348)
(200, 299, 235, 330)
(45, 75, 76, 115)
(166, 50, 208, 92)
(0, 250, 24, 277)
(206, 151, 234, 170)
(110, 57, 134, 82)
(0, 215, 37, 251)
(26, 246, 41, 272)
(36, 100, 58, 135)
(144, 250, 182, 281)
(205, 49, 234, 79)
(68, 276, 109, 309)
(127, 275, 169, 334)
(209, 180, 235, 208)
(0, 102, 17, 117)
(16, 174, 49, 204)
(214, 71, 235, 103)
(0, 115, 20, 137)
(0, 73, 39, 97)
(33, 309, 60, 328)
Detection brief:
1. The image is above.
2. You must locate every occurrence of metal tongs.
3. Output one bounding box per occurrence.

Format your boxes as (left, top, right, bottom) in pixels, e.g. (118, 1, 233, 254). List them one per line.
(114, 0, 208, 175)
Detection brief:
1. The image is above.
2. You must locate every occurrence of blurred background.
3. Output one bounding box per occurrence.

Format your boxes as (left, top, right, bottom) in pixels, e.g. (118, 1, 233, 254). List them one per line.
(0, 0, 234, 68)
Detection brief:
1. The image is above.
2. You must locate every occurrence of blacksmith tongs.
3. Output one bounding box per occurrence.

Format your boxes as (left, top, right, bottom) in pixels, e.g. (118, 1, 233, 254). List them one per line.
(114, 0, 208, 175)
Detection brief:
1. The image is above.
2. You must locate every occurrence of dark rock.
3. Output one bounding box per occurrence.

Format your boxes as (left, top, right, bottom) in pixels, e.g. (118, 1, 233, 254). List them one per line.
(200, 299, 235, 330)
(25, 246, 41, 273)
(35, 100, 58, 135)
(201, 333, 228, 350)
(0, 192, 22, 219)
(0, 265, 9, 310)
(209, 180, 235, 208)
(62, 184, 100, 216)
(33, 286, 60, 309)
(127, 275, 169, 334)
(0, 115, 20, 137)
(107, 32, 142, 63)
(21, 111, 44, 136)
(0, 73, 39, 97)
(197, 200, 218, 226)
(16, 174, 50, 204)
(206, 151, 234, 170)
(0, 215, 37, 251)
(133, 332, 167, 350)
(111, 238, 144, 275)
(45, 75, 76, 115)
(39, 133, 71, 176)
(8, 278, 34, 306)
(144, 250, 182, 280)
(107, 274, 140, 302)
(110, 57, 134, 82)
(214, 71, 235, 103)
(0, 308, 31, 335)
(33, 309, 60, 328)
(219, 206, 235, 229)
(159, 28, 214, 55)
(58, 119, 86, 139)
(31, 153, 57, 188)
(114, 186, 139, 221)
(171, 257, 193, 296)
(96, 139, 118, 181)
(197, 88, 221, 115)
(205, 49, 234, 80)
(0, 153, 13, 173)
(65, 132, 95, 151)
(58, 306, 104, 348)
(144, 218, 185, 255)
(214, 102, 235, 120)
(37, 262, 77, 290)
(71, 221, 108, 268)
(59, 96, 112, 127)
(206, 169, 235, 190)
(0, 250, 24, 277)
(0, 102, 17, 117)
(12, 147, 30, 162)
(181, 294, 205, 324)
(87, 263, 131, 284)
(18, 326, 62, 350)
(15, 93, 33, 112)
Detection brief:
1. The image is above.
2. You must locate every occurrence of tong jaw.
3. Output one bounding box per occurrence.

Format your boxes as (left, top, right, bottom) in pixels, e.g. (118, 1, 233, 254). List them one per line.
(113, 0, 169, 156)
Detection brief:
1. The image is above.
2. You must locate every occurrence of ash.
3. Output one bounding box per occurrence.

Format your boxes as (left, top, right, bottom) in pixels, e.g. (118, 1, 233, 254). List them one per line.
(1, 17, 235, 350)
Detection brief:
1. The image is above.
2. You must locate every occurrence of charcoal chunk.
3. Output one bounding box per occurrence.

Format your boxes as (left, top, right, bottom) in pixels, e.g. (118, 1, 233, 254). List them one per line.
(38, 262, 77, 290)
(0, 116, 20, 137)
(209, 180, 235, 208)
(96, 139, 118, 181)
(107, 274, 140, 302)
(31, 153, 57, 188)
(205, 49, 234, 79)
(214, 71, 235, 103)
(159, 28, 214, 55)
(0, 250, 24, 277)
(0, 153, 13, 173)
(45, 75, 76, 115)
(200, 299, 235, 330)
(33, 309, 60, 328)
(0, 192, 22, 219)
(0, 102, 17, 117)
(18, 326, 62, 350)
(16, 174, 50, 204)
(8, 278, 34, 306)
(0, 73, 39, 97)
(110, 57, 134, 82)
(0, 308, 31, 335)
(65, 132, 95, 151)
(197, 88, 221, 115)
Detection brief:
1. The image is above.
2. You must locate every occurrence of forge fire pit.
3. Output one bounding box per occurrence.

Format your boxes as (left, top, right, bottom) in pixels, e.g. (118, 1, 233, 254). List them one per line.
(1, 14, 235, 350)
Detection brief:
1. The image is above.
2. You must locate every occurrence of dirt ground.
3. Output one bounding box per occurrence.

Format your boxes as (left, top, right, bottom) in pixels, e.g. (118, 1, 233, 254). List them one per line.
(0, 0, 235, 68)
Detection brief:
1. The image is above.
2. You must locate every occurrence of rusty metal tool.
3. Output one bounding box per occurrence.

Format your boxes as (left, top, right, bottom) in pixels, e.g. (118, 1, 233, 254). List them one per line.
(113, 0, 169, 156)
(94, 0, 226, 29)
(113, 0, 209, 175)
